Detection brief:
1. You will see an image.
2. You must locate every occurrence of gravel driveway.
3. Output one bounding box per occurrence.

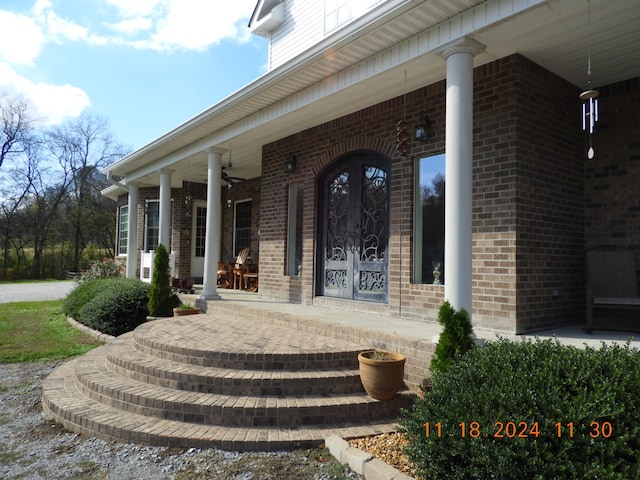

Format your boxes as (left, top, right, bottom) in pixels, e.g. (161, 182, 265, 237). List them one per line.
(0, 281, 76, 303)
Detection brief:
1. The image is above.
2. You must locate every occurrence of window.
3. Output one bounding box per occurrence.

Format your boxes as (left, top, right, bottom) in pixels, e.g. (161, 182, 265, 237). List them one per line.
(414, 154, 445, 284)
(194, 205, 206, 257)
(234, 199, 252, 257)
(117, 205, 128, 255)
(287, 185, 304, 276)
(144, 199, 173, 251)
(144, 199, 160, 251)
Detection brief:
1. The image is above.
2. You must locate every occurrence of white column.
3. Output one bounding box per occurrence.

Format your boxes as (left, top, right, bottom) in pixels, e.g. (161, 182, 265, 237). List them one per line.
(125, 182, 139, 279)
(440, 37, 484, 315)
(199, 149, 222, 300)
(158, 169, 173, 249)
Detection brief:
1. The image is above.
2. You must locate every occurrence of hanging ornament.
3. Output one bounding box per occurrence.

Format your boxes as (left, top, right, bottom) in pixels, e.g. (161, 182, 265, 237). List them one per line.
(396, 120, 410, 157)
(395, 71, 411, 157)
(580, 0, 598, 159)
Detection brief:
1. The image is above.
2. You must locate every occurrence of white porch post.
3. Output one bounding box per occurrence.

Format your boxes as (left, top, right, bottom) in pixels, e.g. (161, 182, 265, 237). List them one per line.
(440, 37, 484, 315)
(159, 169, 173, 249)
(125, 182, 139, 278)
(199, 149, 222, 300)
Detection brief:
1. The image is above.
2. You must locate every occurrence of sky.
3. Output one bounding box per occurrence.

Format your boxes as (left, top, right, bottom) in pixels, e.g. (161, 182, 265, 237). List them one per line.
(0, 0, 269, 152)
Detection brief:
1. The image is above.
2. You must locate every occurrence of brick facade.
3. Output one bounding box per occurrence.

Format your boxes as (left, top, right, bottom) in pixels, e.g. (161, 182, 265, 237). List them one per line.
(256, 53, 628, 334)
(118, 54, 640, 334)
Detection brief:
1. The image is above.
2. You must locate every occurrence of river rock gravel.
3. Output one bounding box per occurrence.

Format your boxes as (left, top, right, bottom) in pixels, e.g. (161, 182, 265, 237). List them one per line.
(0, 361, 363, 480)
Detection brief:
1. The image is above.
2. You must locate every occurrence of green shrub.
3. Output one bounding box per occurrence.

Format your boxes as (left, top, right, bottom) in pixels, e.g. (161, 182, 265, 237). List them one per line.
(63, 279, 108, 320)
(430, 300, 475, 375)
(147, 244, 179, 317)
(400, 338, 640, 480)
(77, 278, 151, 336)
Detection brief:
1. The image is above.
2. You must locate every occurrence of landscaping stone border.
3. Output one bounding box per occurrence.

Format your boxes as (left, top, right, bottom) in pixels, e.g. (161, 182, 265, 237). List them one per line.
(326, 435, 414, 480)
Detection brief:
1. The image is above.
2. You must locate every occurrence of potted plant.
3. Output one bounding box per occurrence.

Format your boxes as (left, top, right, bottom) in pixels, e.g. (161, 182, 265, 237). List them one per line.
(173, 302, 200, 317)
(358, 349, 406, 400)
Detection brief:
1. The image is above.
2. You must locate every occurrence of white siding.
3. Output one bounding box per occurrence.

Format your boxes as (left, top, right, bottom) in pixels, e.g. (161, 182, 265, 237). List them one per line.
(270, 0, 325, 70)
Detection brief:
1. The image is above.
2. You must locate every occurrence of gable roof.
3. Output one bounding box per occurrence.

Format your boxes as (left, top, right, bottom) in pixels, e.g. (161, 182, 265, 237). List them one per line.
(249, 0, 285, 37)
(103, 0, 640, 199)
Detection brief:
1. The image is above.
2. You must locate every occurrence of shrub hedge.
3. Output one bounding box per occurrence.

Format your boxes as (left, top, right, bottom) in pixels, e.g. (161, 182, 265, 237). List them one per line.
(63, 278, 151, 336)
(63, 279, 109, 320)
(400, 338, 640, 480)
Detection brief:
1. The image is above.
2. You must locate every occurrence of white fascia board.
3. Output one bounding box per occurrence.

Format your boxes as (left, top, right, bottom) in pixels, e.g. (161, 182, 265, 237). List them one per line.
(108, 0, 545, 182)
(250, 2, 284, 37)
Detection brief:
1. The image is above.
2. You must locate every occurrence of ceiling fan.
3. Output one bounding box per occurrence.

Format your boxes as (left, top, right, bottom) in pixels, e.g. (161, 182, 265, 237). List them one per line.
(221, 166, 245, 187)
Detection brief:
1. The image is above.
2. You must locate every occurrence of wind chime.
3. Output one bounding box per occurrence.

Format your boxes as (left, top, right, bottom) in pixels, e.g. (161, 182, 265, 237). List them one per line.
(580, 0, 599, 159)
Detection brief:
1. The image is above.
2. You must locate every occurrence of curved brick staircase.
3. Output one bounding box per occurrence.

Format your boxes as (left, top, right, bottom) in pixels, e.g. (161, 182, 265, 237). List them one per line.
(42, 314, 408, 451)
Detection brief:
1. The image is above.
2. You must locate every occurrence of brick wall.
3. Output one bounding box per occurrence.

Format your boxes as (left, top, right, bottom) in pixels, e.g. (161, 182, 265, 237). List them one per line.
(585, 78, 640, 250)
(472, 55, 585, 333)
(584, 78, 640, 329)
(257, 53, 591, 334)
(113, 55, 639, 335)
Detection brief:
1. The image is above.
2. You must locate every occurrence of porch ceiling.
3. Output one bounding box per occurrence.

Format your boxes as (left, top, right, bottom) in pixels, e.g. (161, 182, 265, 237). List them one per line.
(104, 0, 640, 196)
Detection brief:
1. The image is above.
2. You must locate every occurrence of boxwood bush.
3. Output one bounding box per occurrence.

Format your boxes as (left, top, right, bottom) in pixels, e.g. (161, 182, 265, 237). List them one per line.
(400, 338, 640, 480)
(63, 279, 110, 320)
(64, 278, 151, 336)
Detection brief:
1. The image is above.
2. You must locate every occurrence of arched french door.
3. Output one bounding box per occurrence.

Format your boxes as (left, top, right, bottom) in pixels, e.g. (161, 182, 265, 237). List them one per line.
(316, 151, 390, 303)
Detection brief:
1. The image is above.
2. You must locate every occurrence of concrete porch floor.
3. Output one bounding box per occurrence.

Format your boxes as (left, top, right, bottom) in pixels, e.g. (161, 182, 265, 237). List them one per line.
(188, 287, 640, 351)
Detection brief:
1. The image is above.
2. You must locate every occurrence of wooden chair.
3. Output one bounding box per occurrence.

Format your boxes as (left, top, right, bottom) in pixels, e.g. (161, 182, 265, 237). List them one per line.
(586, 245, 640, 332)
(216, 262, 233, 288)
(243, 264, 259, 292)
(233, 247, 251, 289)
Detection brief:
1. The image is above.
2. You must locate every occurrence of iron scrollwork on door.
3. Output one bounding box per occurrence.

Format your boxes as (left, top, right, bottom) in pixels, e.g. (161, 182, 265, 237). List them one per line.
(320, 153, 390, 302)
(358, 165, 387, 293)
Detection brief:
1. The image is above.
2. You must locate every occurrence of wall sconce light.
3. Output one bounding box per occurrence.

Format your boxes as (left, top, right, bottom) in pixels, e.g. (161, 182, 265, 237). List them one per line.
(284, 154, 297, 173)
(415, 113, 431, 141)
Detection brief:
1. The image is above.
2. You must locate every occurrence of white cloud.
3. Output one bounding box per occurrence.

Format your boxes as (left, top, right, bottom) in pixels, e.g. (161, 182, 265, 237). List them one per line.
(0, 63, 90, 125)
(102, 0, 166, 19)
(147, 0, 255, 51)
(44, 10, 89, 43)
(0, 10, 45, 65)
(109, 17, 153, 35)
(0, 0, 260, 126)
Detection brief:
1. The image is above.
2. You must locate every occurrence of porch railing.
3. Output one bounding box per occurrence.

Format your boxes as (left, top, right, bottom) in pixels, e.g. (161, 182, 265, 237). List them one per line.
(139, 250, 176, 283)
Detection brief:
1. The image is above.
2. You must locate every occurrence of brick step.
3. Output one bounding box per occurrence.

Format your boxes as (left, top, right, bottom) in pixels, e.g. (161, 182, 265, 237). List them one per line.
(43, 359, 401, 452)
(105, 337, 364, 396)
(74, 346, 407, 427)
(131, 317, 363, 370)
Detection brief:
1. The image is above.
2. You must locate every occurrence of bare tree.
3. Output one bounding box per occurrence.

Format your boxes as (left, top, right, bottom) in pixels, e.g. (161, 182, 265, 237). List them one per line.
(0, 92, 35, 169)
(0, 99, 125, 279)
(46, 113, 125, 271)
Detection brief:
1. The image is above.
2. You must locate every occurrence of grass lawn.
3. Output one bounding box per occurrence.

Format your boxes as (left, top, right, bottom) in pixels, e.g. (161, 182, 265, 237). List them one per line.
(0, 300, 102, 363)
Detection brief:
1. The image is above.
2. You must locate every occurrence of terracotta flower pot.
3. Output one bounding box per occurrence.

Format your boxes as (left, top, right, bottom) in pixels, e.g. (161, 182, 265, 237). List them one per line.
(173, 307, 200, 317)
(358, 350, 406, 400)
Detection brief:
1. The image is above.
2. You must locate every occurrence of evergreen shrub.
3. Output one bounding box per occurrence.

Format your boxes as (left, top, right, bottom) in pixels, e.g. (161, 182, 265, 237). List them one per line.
(76, 278, 151, 336)
(430, 300, 475, 375)
(147, 243, 179, 317)
(400, 338, 640, 479)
